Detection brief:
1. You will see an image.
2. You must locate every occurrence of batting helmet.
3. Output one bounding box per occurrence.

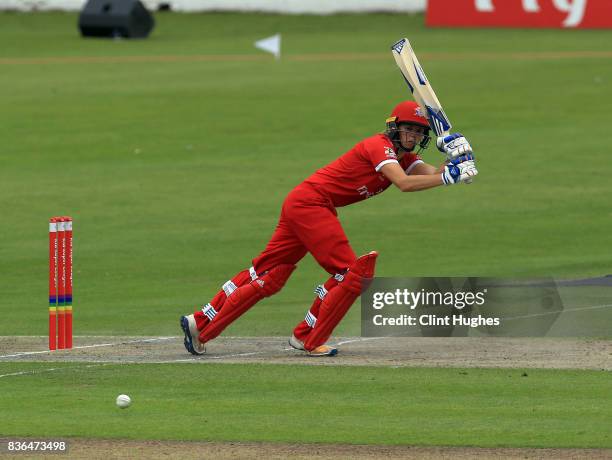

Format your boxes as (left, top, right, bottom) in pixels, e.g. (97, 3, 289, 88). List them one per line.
(385, 101, 431, 151)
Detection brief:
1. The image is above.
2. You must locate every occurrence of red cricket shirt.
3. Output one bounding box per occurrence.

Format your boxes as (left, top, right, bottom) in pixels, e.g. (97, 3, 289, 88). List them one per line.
(304, 134, 423, 207)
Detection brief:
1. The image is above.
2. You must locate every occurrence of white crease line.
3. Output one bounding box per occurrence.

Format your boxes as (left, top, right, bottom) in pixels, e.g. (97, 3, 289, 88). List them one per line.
(503, 303, 612, 321)
(208, 351, 265, 359)
(277, 336, 387, 352)
(0, 349, 51, 358)
(0, 363, 111, 379)
(336, 337, 387, 346)
(164, 351, 269, 363)
(0, 335, 181, 338)
(0, 350, 272, 367)
(75, 337, 175, 349)
(171, 351, 269, 362)
(0, 367, 65, 378)
(0, 337, 175, 359)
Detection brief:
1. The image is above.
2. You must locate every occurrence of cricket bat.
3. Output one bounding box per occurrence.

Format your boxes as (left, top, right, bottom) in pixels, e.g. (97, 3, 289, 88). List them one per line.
(391, 38, 473, 183)
(390, 38, 451, 139)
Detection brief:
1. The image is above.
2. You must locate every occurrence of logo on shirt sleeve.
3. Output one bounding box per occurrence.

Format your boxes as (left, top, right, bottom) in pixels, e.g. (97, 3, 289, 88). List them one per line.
(384, 146, 397, 159)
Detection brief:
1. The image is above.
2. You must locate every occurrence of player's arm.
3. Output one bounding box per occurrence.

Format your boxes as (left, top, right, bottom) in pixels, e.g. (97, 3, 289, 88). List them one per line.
(381, 155, 478, 191)
(380, 162, 442, 192)
(407, 162, 444, 175)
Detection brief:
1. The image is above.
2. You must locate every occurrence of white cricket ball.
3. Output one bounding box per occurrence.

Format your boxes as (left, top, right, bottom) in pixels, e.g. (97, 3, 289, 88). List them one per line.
(116, 394, 131, 409)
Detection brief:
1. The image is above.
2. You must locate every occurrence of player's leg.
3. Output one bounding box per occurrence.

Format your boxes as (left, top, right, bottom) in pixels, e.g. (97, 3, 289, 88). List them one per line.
(286, 205, 353, 351)
(290, 274, 340, 344)
(284, 200, 375, 355)
(198, 213, 308, 345)
(198, 263, 295, 343)
(181, 210, 307, 355)
(180, 267, 256, 355)
(192, 268, 256, 330)
(303, 251, 377, 353)
(196, 216, 306, 330)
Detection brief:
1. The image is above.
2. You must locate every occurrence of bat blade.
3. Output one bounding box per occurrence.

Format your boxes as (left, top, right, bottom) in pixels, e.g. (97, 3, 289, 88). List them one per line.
(391, 38, 452, 138)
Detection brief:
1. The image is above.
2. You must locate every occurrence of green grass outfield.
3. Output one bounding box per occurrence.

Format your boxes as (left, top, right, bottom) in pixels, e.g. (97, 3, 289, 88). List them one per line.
(0, 12, 611, 451)
(1, 362, 610, 448)
(1, 12, 611, 336)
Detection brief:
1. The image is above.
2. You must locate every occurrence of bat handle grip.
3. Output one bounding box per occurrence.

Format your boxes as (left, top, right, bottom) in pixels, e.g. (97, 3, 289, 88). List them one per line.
(436, 130, 452, 155)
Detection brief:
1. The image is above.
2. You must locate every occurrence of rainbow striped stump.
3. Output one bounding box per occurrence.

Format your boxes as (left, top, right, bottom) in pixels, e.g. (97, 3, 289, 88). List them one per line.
(49, 216, 73, 350)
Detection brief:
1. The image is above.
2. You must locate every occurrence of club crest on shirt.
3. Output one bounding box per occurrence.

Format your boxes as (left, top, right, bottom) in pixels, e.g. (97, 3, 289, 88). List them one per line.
(384, 146, 397, 159)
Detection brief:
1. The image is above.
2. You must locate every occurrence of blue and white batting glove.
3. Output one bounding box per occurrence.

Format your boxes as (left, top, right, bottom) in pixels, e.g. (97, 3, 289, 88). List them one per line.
(437, 133, 473, 160)
(442, 154, 478, 185)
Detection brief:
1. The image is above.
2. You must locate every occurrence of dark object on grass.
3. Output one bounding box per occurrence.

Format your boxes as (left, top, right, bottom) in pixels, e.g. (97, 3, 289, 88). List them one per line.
(79, 0, 154, 39)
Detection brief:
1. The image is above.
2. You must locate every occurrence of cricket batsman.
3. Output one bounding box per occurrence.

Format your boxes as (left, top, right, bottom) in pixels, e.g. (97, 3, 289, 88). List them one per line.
(180, 100, 477, 356)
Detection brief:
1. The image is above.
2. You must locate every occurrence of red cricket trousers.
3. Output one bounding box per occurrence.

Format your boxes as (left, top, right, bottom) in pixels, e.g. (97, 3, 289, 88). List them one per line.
(194, 182, 358, 346)
(252, 182, 356, 275)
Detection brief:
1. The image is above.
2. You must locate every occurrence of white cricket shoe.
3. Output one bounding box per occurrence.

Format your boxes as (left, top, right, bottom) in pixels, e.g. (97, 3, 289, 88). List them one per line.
(180, 314, 206, 355)
(288, 334, 305, 350)
(288, 335, 338, 356)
